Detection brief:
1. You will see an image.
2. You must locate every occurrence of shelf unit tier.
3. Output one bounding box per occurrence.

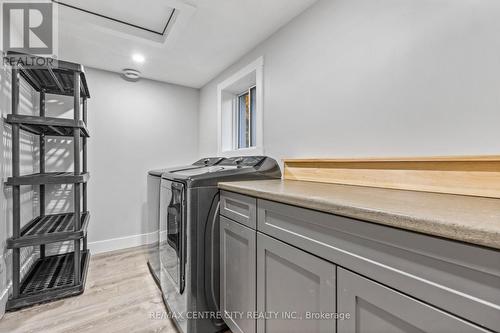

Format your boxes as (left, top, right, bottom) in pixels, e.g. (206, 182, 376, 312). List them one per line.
(7, 212, 90, 249)
(6, 114, 89, 137)
(6, 172, 90, 186)
(6, 52, 90, 98)
(6, 251, 90, 311)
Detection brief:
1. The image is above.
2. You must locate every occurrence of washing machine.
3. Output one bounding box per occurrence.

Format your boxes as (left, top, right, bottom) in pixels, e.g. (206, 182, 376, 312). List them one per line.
(146, 158, 224, 284)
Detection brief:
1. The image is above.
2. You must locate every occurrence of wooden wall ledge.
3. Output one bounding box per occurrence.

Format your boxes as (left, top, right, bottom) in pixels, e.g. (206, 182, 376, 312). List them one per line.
(283, 155, 500, 199)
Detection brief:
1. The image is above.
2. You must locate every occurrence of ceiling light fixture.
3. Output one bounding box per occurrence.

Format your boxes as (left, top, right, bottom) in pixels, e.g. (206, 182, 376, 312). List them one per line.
(121, 69, 141, 82)
(132, 53, 145, 64)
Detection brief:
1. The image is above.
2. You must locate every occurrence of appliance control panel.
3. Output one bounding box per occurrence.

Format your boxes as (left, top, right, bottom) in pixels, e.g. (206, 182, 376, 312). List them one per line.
(219, 156, 266, 167)
(193, 157, 224, 166)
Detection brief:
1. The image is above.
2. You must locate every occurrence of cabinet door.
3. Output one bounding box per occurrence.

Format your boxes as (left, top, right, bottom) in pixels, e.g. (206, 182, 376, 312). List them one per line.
(257, 232, 336, 333)
(337, 268, 491, 333)
(220, 216, 257, 333)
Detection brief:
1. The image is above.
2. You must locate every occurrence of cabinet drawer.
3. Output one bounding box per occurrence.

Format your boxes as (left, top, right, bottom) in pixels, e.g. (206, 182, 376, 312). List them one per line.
(258, 199, 500, 331)
(337, 268, 492, 333)
(221, 191, 257, 229)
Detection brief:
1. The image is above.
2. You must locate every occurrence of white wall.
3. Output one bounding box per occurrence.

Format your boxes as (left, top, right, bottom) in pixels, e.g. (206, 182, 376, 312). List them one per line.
(0, 66, 199, 317)
(84, 68, 200, 249)
(198, 0, 500, 161)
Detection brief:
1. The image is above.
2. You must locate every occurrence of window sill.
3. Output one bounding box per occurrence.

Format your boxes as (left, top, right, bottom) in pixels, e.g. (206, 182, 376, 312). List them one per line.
(220, 146, 264, 157)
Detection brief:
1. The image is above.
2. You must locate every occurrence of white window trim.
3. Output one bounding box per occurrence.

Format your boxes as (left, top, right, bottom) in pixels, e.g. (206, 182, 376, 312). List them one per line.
(217, 56, 264, 157)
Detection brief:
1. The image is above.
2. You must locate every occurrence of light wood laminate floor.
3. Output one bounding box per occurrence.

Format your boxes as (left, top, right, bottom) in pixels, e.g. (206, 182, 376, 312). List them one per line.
(0, 246, 178, 333)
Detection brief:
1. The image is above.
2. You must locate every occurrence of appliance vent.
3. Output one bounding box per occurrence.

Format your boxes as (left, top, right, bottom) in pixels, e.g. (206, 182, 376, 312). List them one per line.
(121, 69, 141, 82)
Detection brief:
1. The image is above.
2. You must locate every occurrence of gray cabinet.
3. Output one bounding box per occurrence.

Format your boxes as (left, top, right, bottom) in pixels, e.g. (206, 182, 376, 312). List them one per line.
(220, 192, 499, 333)
(337, 268, 490, 333)
(257, 198, 500, 331)
(220, 216, 257, 333)
(257, 232, 336, 333)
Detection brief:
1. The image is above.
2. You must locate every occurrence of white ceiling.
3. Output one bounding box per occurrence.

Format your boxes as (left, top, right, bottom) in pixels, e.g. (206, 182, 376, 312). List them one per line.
(56, 0, 318, 88)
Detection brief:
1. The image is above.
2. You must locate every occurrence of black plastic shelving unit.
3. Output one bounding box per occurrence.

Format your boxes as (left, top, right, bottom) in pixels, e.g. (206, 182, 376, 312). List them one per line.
(4, 52, 91, 311)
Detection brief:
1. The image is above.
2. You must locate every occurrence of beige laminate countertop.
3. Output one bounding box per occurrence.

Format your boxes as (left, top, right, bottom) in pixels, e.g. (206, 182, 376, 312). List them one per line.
(218, 179, 500, 250)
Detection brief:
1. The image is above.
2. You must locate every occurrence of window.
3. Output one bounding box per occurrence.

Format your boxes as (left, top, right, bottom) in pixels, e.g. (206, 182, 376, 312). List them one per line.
(217, 57, 263, 156)
(237, 86, 256, 149)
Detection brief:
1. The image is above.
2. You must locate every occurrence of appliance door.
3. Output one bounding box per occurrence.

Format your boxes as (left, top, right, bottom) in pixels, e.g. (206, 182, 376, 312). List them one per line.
(160, 179, 186, 294)
(146, 174, 161, 283)
(204, 193, 226, 329)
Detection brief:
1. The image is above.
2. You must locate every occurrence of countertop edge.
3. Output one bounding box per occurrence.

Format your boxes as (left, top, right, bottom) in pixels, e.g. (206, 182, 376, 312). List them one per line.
(218, 183, 500, 251)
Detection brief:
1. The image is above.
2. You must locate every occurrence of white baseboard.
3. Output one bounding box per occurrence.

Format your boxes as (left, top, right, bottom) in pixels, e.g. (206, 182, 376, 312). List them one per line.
(88, 232, 157, 254)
